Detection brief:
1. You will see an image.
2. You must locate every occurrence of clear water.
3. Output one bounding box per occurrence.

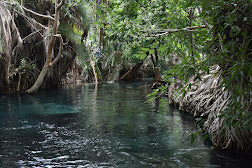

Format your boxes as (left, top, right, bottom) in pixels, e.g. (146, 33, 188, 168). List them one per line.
(0, 82, 251, 168)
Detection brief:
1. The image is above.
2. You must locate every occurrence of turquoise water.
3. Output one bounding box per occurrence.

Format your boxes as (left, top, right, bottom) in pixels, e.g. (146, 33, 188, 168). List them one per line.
(0, 82, 251, 167)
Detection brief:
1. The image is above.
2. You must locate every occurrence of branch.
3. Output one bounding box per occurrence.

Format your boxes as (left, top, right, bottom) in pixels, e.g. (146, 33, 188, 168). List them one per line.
(150, 54, 156, 67)
(57, 0, 64, 10)
(22, 5, 55, 21)
(197, 7, 213, 30)
(22, 30, 42, 42)
(139, 28, 177, 34)
(135, 25, 209, 37)
(0, 1, 15, 6)
(197, 7, 224, 51)
(50, 34, 65, 67)
(218, 34, 225, 51)
(144, 25, 208, 33)
(14, 9, 48, 32)
(189, 8, 195, 62)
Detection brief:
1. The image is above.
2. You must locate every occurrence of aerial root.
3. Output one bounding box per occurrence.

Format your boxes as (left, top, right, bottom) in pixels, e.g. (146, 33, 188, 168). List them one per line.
(167, 65, 252, 150)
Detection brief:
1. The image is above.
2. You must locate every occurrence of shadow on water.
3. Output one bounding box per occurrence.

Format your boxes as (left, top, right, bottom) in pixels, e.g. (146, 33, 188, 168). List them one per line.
(0, 82, 251, 167)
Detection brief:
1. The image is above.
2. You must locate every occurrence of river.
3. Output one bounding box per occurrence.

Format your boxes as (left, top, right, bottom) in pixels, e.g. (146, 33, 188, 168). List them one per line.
(0, 81, 251, 167)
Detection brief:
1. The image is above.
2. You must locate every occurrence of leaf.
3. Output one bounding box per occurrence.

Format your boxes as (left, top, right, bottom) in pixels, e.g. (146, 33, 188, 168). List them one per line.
(190, 131, 200, 144)
(133, 53, 145, 59)
(165, 69, 178, 75)
(160, 99, 168, 104)
(145, 90, 158, 103)
(188, 83, 192, 90)
(182, 88, 186, 97)
(140, 47, 149, 52)
(203, 133, 209, 140)
(149, 49, 154, 54)
(196, 72, 201, 81)
(187, 67, 195, 76)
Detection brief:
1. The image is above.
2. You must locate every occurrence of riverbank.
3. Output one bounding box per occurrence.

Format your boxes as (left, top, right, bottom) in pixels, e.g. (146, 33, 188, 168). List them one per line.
(166, 65, 252, 151)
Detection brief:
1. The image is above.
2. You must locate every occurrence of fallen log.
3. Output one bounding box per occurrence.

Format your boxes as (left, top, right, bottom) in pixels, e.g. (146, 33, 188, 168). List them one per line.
(119, 62, 143, 81)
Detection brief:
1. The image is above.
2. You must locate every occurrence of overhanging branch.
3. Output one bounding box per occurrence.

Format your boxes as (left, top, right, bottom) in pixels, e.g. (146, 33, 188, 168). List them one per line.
(50, 34, 65, 67)
(22, 5, 55, 21)
(57, 0, 64, 10)
(134, 25, 210, 37)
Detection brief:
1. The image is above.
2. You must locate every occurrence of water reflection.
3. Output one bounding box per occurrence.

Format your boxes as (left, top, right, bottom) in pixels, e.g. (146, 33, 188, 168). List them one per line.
(0, 82, 251, 167)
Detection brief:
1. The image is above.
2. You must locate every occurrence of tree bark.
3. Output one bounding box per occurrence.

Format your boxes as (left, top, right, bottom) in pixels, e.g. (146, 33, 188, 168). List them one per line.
(151, 49, 162, 82)
(189, 8, 194, 63)
(119, 62, 143, 81)
(119, 51, 148, 81)
(96, 0, 108, 48)
(26, 0, 64, 93)
(154, 68, 162, 82)
(0, 2, 22, 92)
(90, 57, 99, 83)
(133, 25, 208, 37)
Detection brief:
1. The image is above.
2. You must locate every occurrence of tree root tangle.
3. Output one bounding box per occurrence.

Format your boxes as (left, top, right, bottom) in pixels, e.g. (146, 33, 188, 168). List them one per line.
(167, 65, 252, 151)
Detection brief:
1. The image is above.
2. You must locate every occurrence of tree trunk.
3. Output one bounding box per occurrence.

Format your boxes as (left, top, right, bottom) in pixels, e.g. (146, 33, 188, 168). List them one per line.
(96, 0, 108, 48)
(154, 68, 162, 82)
(26, 0, 64, 93)
(119, 62, 143, 81)
(90, 57, 99, 83)
(26, 64, 49, 93)
(0, 4, 12, 91)
(189, 8, 194, 63)
(0, 2, 22, 92)
(151, 48, 162, 82)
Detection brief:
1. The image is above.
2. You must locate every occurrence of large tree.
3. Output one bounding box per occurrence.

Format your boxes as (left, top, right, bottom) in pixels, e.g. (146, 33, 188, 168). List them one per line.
(0, 1, 23, 92)
(25, 0, 64, 93)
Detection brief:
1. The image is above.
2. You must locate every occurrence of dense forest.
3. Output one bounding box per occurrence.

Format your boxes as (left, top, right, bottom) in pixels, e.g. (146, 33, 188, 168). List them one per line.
(0, 0, 251, 153)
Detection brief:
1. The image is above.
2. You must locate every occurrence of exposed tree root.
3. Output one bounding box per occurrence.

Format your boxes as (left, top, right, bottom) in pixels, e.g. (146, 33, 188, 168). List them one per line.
(0, 2, 23, 92)
(0, 1, 77, 93)
(167, 65, 252, 151)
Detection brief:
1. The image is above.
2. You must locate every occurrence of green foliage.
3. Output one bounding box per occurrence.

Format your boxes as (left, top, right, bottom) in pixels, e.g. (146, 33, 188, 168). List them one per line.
(8, 0, 250, 133)
(94, 0, 252, 133)
(189, 130, 210, 145)
(58, 0, 94, 70)
(11, 0, 250, 133)
(101, 0, 210, 64)
(203, 0, 251, 131)
(63, 0, 91, 29)
(17, 58, 39, 79)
